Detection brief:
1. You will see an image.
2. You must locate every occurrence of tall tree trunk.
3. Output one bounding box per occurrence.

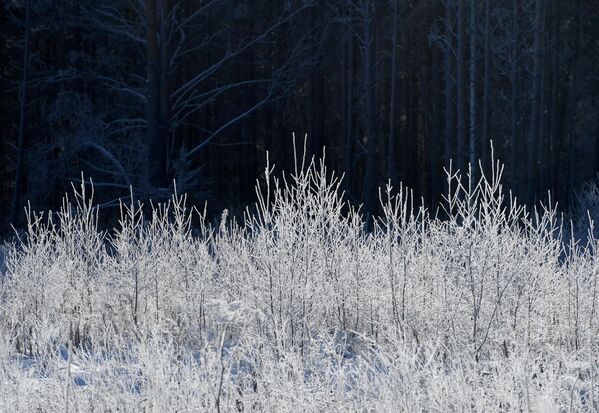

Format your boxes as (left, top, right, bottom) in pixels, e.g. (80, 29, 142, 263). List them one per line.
(362, 0, 378, 224)
(309, 6, 325, 159)
(145, 0, 164, 187)
(456, 0, 466, 175)
(387, 0, 400, 185)
(159, 1, 171, 177)
(10, 0, 31, 225)
(481, 0, 491, 171)
(510, 0, 521, 190)
(343, 24, 355, 198)
(469, 0, 477, 183)
(527, 0, 544, 203)
(548, 0, 560, 191)
(430, 15, 442, 207)
(566, 0, 582, 202)
(444, 3, 456, 195)
(538, 12, 547, 196)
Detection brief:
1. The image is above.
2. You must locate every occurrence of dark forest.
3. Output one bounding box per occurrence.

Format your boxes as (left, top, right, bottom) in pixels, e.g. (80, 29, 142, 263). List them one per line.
(1, 0, 599, 230)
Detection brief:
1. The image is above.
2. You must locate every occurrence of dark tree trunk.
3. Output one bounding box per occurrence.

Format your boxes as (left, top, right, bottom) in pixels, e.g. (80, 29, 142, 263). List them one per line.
(527, 0, 544, 203)
(10, 0, 31, 225)
(362, 0, 378, 223)
(388, 0, 400, 185)
(510, 0, 521, 189)
(145, 0, 164, 187)
(308, 6, 325, 159)
(343, 24, 355, 198)
(159, 0, 171, 177)
(548, 0, 561, 191)
(469, 0, 477, 183)
(430, 16, 442, 207)
(444, 3, 456, 195)
(481, 0, 492, 171)
(538, 8, 548, 196)
(456, 0, 466, 175)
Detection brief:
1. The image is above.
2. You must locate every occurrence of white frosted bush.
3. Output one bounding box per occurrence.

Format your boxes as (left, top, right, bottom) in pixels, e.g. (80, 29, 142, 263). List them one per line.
(0, 153, 598, 411)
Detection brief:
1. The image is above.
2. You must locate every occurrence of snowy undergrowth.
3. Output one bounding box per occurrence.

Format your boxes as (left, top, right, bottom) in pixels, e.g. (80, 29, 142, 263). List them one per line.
(1, 154, 598, 412)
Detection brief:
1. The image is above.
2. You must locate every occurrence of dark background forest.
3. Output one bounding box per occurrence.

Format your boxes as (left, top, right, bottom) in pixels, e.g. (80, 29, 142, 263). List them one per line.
(1, 0, 599, 231)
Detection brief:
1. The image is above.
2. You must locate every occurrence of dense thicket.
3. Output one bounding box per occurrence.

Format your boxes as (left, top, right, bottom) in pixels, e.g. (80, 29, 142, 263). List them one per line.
(1, 157, 598, 410)
(1, 0, 599, 230)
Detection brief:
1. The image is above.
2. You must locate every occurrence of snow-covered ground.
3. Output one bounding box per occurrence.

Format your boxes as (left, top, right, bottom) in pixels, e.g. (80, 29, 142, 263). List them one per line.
(0, 159, 598, 411)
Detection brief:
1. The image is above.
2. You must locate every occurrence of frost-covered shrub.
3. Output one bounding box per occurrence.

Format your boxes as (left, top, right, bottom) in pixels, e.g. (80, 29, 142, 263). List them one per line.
(0, 154, 598, 411)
